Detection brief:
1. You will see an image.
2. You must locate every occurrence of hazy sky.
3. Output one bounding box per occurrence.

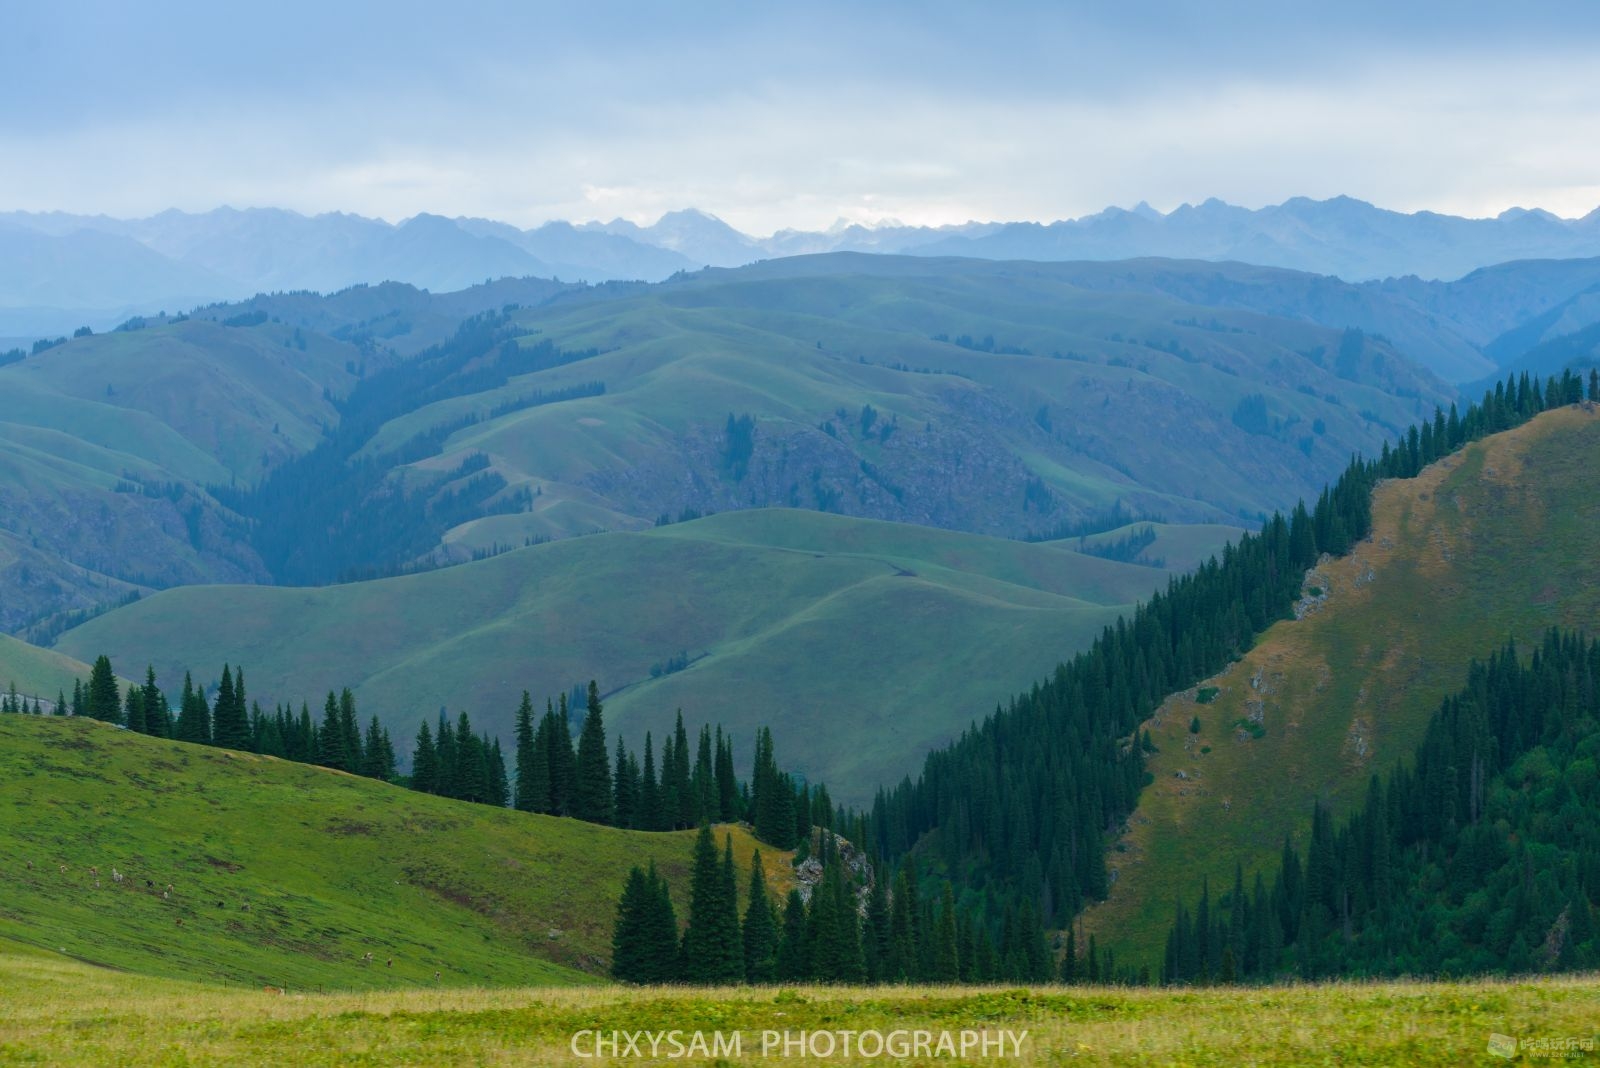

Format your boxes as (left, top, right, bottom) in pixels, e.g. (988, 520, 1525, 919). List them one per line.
(5, 1, 1600, 233)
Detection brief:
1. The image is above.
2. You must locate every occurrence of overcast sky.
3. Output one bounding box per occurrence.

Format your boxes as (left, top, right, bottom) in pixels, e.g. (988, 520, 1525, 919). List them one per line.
(5, 1, 1600, 233)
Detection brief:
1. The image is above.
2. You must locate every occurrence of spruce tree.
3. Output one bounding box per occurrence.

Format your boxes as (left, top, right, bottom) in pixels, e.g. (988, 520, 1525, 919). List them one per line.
(211, 666, 251, 751)
(931, 884, 960, 981)
(864, 862, 893, 982)
(86, 655, 120, 723)
(141, 666, 170, 737)
(639, 733, 663, 831)
(434, 713, 458, 799)
(548, 697, 577, 815)
(175, 673, 211, 743)
(488, 736, 510, 807)
(454, 711, 487, 803)
(807, 861, 866, 982)
(361, 715, 391, 779)
(776, 888, 810, 980)
(525, 703, 553, 813)
(513, 692, 538, 812)
(124, 684, 146, 734)
(742, 850, 779, 983)
(613, 736, 639, 829)
(411, 721, 437, 793)
(671, 712, 694, 829)
(317, 692, 348, 770)
(643, 861, 681, 983)
(888, 867, 917, 982)
(660, 735, 680, 830)
(611, 861, 682, 984)
(715, 726, 738, 821)
(612, 866, 655, 983)
(692, 724, 715, 826)
(573, 681, 613, 824)
(339, 688, 362, 772)
(681, 826, 743, 982)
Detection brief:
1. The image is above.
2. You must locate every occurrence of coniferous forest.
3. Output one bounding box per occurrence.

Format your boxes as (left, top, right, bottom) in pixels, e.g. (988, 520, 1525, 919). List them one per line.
(1162, 629, 1600, 983)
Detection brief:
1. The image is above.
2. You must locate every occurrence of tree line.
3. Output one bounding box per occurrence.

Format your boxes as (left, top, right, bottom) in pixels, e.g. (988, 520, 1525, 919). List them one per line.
(612, 825, 1090, 986)
(25, 657, 830, 856)
(1162, 629, 1600, 983)
(50, 656, 401, 781)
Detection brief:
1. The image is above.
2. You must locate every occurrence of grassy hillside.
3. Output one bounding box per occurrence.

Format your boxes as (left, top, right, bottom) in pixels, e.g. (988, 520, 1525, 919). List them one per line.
(372, 256, 1448, 556)
(0, 317, 368, 628)
(2, 944, 1594, 1066)
(56, 509, 1232, 799)
(1085, 404, 1600, 966)
(0, 715, 789, 990)
(0, 633, 93, 703)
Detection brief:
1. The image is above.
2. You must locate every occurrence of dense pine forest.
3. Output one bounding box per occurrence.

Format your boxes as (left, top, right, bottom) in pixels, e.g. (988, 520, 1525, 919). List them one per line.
(1162, 629, 1600, 983)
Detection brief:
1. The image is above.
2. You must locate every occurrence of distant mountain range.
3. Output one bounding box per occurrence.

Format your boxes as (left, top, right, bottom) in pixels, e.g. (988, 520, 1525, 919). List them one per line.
(5, 197, 1600, 339)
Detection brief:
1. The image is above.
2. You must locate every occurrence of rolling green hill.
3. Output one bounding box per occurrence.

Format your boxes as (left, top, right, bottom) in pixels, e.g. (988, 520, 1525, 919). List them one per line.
(54, 509, 1237, 799)
(0, 714, 788, 990)
(379, 256, 1448, 559)
(4, 256, 1451, 629)
(1085, 404, 1600, 966)
(0, 317, 368, 630)
(0, 633, 93, 704)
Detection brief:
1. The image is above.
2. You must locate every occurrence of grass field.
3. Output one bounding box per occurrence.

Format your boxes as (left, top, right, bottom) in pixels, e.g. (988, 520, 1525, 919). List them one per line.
(2, 942, 1594, 1065)
(1086, 404, 1600, 969)
(0, 716, 790, 991)
(0, 632, 94, 702)
(55, 509, 1230, 800)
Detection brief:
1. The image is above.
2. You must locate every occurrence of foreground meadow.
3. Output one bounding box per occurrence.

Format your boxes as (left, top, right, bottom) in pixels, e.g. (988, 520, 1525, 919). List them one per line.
(2, 942, 1594, 1066)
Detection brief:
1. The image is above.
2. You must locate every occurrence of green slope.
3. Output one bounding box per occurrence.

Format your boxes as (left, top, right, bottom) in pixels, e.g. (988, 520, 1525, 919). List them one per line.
(361, 256, 1449, 559)
(0, 634, 93, 705)
(1087, 405, 1600, 965)
(0, 715, 787, 990)
(54, 509, 1235, 799)
(0, 318, 366, 629)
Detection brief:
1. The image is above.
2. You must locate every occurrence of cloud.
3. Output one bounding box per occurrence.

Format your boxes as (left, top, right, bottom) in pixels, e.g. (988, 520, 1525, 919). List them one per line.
(2, 4, 1598, 229)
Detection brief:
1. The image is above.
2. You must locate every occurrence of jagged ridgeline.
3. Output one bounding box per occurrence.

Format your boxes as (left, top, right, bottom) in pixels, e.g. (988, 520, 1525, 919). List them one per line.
(212, 309, 601, 584)
(1162, 629, 1600, 983)
(866, 370, 1596, 949)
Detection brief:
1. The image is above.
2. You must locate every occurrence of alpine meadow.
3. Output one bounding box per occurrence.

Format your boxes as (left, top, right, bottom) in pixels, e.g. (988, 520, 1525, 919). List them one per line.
(5, 4, 1600, 1065)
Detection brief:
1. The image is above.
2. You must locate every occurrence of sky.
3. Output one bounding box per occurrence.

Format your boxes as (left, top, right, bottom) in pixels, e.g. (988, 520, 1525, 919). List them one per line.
(5, 1, 1600, 234)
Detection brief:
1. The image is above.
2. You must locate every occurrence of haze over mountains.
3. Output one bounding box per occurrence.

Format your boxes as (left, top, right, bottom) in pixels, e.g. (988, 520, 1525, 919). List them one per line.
(7, 196, 1600, 339)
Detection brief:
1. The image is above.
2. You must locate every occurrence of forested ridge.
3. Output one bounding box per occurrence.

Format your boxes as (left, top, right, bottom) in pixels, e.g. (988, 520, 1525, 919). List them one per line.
(1162, 629, 1600, 983)
(213, 308, 601, 583)
(863, 369, 1598, 969)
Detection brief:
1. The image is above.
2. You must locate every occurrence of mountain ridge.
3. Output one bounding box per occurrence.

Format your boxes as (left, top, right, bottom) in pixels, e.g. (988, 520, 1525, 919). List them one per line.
(8, 196, 1600, 336)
